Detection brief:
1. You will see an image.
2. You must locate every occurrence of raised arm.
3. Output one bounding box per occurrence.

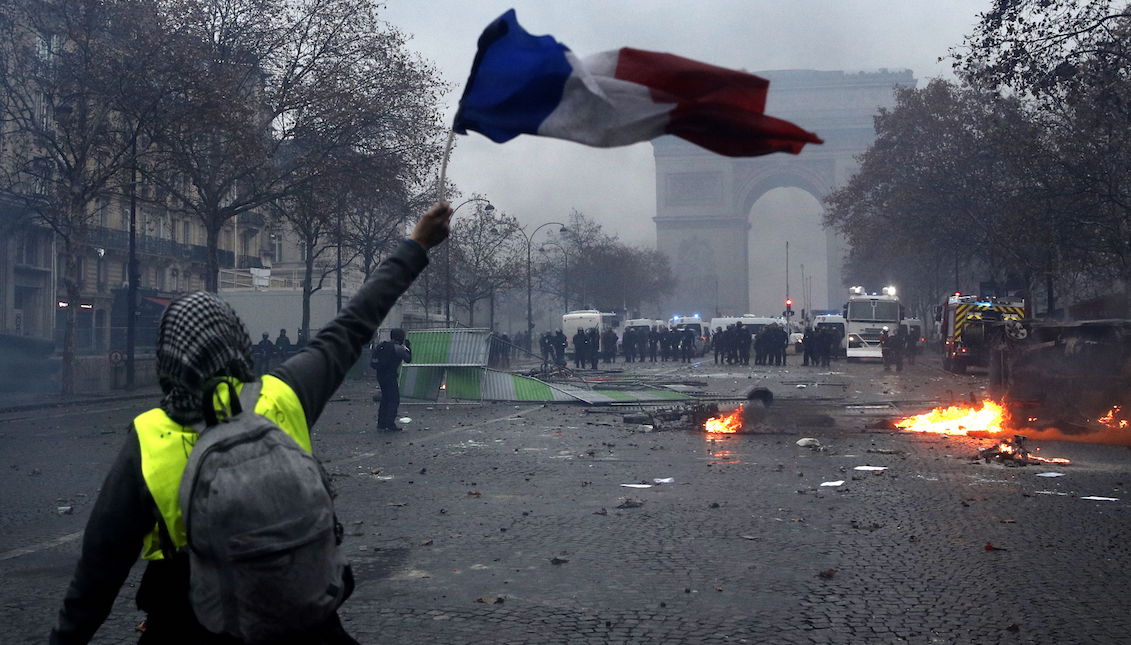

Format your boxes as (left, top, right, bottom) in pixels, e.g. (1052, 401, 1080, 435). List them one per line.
(274, 203, 452, 425)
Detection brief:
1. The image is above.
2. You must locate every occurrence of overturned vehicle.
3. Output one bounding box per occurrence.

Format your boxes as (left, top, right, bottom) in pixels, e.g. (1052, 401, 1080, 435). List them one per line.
(988, 319, 1131, 432)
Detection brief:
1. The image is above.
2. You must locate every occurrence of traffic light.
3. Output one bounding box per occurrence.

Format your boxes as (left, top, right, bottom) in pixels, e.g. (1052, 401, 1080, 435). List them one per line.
(785, 298, 793, 317)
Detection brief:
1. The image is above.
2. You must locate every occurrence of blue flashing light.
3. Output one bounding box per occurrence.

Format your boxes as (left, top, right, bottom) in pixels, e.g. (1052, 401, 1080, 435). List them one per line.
(693, 313, 700, 318)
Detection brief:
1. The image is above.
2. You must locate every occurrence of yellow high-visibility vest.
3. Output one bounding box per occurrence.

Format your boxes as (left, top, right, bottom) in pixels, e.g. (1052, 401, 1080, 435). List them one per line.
(134, 375, 311, 560)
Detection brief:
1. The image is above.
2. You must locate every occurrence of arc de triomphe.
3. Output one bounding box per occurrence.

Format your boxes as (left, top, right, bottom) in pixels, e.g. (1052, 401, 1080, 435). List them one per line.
(653, 69, 916, 317)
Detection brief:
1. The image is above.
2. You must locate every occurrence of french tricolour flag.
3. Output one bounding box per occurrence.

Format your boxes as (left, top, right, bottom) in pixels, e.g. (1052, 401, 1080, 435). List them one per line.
(453, 10, 822, 158)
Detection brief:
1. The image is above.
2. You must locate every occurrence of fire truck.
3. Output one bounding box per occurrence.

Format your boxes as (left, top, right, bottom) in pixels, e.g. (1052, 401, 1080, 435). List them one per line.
(938, 293, 1026, 373)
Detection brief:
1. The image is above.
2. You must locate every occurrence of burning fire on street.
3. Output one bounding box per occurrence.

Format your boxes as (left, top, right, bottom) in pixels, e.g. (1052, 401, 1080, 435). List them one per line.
(704, 406, 745, 434)
(894, 399, 1069, 464)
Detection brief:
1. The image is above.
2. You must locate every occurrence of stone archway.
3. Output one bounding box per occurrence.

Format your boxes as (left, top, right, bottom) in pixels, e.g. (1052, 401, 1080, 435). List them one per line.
(653, 69, 915, 317)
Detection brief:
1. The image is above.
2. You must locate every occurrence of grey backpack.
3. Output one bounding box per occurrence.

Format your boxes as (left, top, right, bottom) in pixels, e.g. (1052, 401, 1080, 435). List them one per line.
(178, 379, 347, 643)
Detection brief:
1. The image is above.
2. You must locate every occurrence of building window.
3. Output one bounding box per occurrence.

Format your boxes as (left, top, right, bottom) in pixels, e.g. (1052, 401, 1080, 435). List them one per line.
(156, 266, 166, 291)
(170, 219, 177, 243)
(16, 232, 39, 266)
(273, 235, 283, 262)
(97, 256, 107, 291)
(171, 268, 180, 292)
(121, 205, 130, 231)
(184, 221, 192, 245)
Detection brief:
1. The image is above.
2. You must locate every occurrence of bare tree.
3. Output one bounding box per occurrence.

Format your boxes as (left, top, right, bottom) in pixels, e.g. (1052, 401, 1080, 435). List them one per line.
(449, 205, 524, 327)
(0, 0, 159, 393)
(145, 0, 447, 291)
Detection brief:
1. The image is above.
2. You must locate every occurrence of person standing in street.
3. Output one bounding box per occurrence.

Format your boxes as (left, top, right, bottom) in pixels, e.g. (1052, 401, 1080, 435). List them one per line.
(254, 332, 275, 375)
(371, 328, 412, 431)
(553, 330, 567, 366)
(572, 329, 587, 368)
(49, 202, 452, 645)
(274, 328, 292, 361)
(588, 328, 600, 369)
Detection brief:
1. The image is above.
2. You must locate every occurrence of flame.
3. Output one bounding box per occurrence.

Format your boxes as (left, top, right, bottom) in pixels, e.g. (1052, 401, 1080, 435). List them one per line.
(896, 400, 1071, 463)
(705, 406, 744, 434)
(894, 400, 1008, 436)
(1098, 405, 1129, 429)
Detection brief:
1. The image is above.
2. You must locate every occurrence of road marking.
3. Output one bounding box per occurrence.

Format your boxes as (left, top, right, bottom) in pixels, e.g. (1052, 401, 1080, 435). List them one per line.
(328, 405, 543, 467)
(0, 531, 82, 561)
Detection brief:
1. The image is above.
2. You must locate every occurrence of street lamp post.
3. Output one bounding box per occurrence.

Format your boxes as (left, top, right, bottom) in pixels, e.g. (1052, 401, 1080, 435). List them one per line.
(521, 222, 567, 352)
(444, 197, 493, 327)
(539, 240, 570, 312)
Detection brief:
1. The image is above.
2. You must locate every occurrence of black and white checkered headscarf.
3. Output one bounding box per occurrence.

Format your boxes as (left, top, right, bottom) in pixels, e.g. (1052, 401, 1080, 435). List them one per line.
(156, 291, 254, 424)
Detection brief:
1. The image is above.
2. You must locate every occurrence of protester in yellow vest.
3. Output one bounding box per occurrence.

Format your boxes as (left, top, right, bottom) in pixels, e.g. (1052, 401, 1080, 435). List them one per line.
(50, 203, 453, 644)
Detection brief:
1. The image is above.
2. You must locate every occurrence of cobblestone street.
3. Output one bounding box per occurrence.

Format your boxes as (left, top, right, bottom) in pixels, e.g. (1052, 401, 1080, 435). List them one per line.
(3, 357, 1129, 644)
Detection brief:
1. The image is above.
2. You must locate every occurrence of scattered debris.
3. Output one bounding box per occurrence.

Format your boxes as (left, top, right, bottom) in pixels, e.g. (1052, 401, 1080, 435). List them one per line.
(550, 556, 569, 565)
(467, 490, 482, 497)
(1080, 496, 1119, 502)
(653, 477, 675, 484)
(984, 542, 1008, 551)
(476, 596, 505, 605)
(620, 483, 653, 489)
(820, 480, 845, 487)
(1035, 472, 1066, 478)
(977, 435, 1070, 466)
(594, 508, 608, 515)
(866, 448, 903, 455)
(796, 438, 821, 449)
(398, 417, 412, 424)
(740, 535, 758, 540)
(616, 498, 645, 509)
(817, 569, 837, 579)
(622, 413, 652, 425)
(419, 539, 433, 546)
(854, 466, 887, 472)
(57, 506, 73, 515)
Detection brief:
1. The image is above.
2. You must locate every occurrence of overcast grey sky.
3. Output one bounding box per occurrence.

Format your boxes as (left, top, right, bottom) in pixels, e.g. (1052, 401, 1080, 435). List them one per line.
(381, 1, 990, 246)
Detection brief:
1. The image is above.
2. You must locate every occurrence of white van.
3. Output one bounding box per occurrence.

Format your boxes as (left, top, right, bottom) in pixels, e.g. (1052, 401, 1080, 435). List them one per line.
(670, 314, 710, 356)
(561, 310, 620, 358)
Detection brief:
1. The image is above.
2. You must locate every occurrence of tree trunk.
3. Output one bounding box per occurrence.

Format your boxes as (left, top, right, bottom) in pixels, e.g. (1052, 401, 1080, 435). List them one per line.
(1045, 274, 1056, 319)
(205, 221, 221, 292)
(60, 239, 80, 395)
(302, 249, 314, 342)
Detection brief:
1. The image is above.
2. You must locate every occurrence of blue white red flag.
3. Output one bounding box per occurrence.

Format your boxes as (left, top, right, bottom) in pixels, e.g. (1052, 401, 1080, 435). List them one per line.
(452, 10, 822, 158)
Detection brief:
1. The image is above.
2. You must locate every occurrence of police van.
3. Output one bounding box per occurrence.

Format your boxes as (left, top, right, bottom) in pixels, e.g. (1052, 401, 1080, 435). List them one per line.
(561, 310, 620, 359)
(670, 314, 710, 356)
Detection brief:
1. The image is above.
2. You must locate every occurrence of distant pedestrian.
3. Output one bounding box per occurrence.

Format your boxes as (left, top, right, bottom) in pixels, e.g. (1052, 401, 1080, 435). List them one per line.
(372, 328, 412, 431)
(648, 326, 659, 362)
(254, 332, 275, 374)
(553, 330, 567, 366)
(540, 332, 552, 367)
(274, 328, 292, 360)
(588, 328, 600, 369)
(572, 329, 587, 368)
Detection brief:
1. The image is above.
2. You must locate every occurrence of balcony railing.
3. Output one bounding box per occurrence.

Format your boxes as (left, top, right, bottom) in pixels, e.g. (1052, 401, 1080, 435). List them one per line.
(87, 227, 235, 266)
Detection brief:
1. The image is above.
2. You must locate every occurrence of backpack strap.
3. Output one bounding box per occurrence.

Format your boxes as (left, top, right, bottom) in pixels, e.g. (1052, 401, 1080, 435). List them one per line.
(200, 378, 264, 427)
(237, 380, 263, 415)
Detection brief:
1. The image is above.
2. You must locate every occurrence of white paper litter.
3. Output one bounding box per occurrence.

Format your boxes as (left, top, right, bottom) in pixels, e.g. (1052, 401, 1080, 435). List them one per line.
(854, 465, 887, 471)
(820, 480, 845, 487)
(1036, 472, 1066, 478)
(620, 483, 653, 489)
(398, 417, 412, 424)
(1034, 490, 1069, 496)
(653, 477, 675, 484)
(1080, 496, 1119, 501)
(796, 438, 821, 448)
